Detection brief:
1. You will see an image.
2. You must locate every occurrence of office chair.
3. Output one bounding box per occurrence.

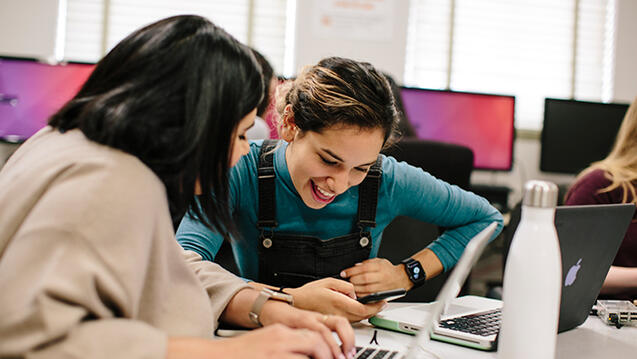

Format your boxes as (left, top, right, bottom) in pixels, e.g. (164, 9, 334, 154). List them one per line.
(380, 138, 475, 302)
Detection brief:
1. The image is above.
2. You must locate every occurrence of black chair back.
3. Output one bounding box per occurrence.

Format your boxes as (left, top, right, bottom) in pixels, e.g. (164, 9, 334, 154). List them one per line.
(380, 139, 474, 302)
(382, 138, 474, 190)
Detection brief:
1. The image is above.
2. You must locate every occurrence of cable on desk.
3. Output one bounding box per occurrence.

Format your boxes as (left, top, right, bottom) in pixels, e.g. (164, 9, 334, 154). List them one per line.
(369, 330, 379, 345)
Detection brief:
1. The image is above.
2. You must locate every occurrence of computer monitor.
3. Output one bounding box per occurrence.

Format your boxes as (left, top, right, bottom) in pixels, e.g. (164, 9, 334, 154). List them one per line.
(399, 87, 515, 171)
(0, 56, 95, 143)
(540, 98, 629, 175)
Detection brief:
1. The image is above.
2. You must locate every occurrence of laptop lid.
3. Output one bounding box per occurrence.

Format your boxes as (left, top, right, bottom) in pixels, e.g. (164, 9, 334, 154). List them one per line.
(555, 203, 635, 332)
(403, 222, 498, 357)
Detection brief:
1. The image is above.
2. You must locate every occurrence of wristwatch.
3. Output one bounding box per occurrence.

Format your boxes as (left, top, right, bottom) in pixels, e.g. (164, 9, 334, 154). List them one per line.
(249, 288, 294, 326)
(401, 258, 426, 289)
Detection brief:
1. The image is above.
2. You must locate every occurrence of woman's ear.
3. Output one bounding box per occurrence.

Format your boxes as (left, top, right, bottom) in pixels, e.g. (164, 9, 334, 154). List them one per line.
(279, 104, 298, 142)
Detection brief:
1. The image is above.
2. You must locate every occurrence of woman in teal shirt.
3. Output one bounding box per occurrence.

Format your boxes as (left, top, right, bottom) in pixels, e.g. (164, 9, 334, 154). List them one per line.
(178, 57, 503, 321)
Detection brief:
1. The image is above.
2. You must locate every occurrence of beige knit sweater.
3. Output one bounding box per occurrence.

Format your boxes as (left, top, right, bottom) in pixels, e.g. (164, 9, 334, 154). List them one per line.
(0, 127, 249, 358)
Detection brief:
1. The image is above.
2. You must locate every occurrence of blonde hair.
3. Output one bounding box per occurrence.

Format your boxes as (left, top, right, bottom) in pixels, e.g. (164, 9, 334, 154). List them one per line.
(576, 97, 637, 204)
(275, 57, 399, 145)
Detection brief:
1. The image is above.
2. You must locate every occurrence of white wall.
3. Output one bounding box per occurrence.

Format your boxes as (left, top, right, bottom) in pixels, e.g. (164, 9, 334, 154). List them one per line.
(293, 0, 409, 80)
(0, 0, 61, 61)
(613, 0, 637, 102)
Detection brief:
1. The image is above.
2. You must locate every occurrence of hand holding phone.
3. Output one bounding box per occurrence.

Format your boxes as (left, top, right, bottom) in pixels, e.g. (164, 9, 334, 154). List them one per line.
(357, 289, 407, 304)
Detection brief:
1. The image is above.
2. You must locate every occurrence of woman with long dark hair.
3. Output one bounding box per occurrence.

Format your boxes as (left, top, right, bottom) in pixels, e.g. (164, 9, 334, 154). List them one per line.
(0, 15, 353, 359)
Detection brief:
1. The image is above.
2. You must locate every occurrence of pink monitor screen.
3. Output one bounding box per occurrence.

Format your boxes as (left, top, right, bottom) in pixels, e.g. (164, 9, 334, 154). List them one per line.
(400, 87, 515, 171)
(0, 57, 95, 142)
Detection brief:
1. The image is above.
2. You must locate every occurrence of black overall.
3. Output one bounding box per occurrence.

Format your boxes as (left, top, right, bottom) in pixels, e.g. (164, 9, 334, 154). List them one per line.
(257, 140, 382, 288)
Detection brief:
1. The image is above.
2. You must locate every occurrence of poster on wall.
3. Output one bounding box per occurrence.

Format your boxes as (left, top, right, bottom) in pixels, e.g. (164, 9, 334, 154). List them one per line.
(311, 0, 395, 41)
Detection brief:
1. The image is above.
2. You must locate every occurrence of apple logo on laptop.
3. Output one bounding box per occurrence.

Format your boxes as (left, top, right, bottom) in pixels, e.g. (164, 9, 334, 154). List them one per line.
(565, 258, 582, 286)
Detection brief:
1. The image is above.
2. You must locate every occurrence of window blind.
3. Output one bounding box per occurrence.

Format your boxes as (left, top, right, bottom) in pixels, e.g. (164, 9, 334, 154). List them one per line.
(575, 0, 614, 102)
(107, 0, 249, 52)
(64, 0, 104, 63)
(404, 0, 614, 130)
(404, 0, 452, 90)
(64, 0, 614, 129)
(63, 0, 289, 76)
(251, 0, 288, 76)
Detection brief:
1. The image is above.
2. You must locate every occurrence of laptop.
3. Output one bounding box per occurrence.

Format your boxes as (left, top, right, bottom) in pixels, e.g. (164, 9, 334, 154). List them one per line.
(554, 203, 635, 331)
(370, 203, 635, 351)
(353, 222, 498, 358)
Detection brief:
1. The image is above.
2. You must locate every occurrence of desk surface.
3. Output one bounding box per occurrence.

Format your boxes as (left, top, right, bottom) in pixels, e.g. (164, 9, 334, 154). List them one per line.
(354, 302, 637, 358)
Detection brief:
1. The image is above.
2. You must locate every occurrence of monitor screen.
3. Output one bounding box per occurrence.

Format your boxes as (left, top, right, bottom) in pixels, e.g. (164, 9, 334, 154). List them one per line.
(399, 87, 515, 171)
(540, 98, 629, 175)
(0, 57, 94, 143)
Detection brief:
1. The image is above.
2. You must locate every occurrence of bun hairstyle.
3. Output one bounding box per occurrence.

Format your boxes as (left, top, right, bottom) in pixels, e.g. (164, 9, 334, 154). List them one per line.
(276, 57, 400, 146)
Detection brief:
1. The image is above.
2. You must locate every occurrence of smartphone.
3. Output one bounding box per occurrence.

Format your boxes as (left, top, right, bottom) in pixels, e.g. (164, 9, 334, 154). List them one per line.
(357, 289, 407, 304)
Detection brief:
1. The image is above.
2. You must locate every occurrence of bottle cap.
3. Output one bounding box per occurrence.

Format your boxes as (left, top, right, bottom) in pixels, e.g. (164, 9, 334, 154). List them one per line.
(522, 180, 558, 208)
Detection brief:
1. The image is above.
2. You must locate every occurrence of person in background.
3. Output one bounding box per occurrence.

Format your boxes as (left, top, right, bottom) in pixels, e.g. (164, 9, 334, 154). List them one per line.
(177, 56, 503, 322)
(565, 97, 637, 301)
(245, 48, 275, 140)
(382, 72, 417, 139)
(0, 15, 354, 359)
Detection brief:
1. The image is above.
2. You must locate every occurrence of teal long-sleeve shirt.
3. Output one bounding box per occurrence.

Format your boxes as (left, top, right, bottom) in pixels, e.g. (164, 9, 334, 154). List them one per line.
(177, 140, 503, 280)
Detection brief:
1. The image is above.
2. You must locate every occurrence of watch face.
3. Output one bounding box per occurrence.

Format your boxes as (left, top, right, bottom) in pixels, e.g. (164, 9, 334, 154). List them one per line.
(412, 265, 422, 280)
(406, 260, 425, 283)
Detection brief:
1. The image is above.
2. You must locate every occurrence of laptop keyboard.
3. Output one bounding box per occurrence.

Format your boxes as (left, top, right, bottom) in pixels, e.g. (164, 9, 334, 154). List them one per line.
(354, 346, 401, 359)
(438, 308, 501, 336)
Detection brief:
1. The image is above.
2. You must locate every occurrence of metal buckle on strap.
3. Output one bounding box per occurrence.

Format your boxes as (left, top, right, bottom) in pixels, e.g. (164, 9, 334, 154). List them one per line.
(257, 220, 278, 228)
(358, 220, 376, 228)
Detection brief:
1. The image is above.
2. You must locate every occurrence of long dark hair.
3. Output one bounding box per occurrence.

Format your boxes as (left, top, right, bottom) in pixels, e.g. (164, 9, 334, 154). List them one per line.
(49, 15, 264, 232)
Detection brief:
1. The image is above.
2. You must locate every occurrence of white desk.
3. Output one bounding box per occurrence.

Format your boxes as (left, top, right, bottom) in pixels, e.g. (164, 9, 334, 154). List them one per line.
(353, 302, 637, 358)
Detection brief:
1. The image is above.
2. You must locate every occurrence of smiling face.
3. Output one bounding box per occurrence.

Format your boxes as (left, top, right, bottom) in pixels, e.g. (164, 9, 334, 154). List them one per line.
(285, 124, 385, 209)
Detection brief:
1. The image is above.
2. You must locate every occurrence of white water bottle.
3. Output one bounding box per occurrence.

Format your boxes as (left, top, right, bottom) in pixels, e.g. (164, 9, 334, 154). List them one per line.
(499, 180, 562, 359)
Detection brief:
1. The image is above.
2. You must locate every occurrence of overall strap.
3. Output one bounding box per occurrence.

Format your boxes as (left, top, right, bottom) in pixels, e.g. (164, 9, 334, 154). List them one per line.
(357, 156, 383, 229)
(257, 140, 279, 229)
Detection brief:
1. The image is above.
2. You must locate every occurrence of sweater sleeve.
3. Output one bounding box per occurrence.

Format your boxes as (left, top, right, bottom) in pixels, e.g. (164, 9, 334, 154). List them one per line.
(181, 249, 251, 325)
(0, 147, 171, 359)
(382, 156, 504, 271)
(0, 228, 166, 359)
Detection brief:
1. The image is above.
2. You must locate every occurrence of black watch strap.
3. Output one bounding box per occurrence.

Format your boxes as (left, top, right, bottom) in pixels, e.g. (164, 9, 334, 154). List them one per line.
(401, 258, 426, 288)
